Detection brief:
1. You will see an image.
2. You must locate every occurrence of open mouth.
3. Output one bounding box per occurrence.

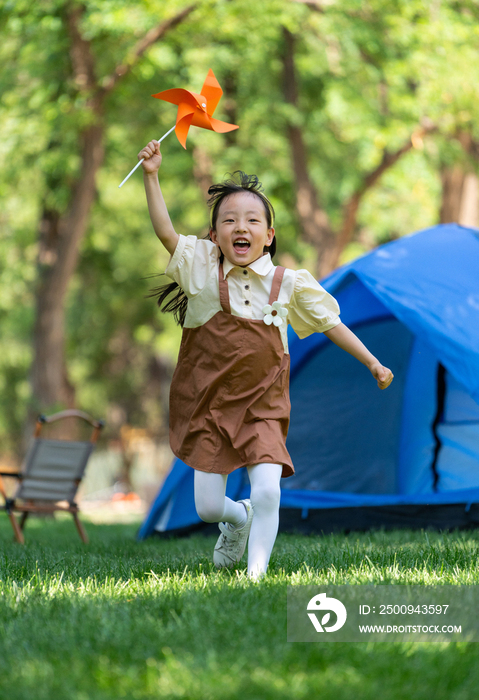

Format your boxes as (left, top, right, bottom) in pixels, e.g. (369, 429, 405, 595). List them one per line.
(233, 238, 251, 252)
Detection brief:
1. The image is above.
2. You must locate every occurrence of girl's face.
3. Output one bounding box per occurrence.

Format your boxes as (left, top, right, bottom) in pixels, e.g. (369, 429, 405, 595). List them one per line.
(210, 191, 275, 267)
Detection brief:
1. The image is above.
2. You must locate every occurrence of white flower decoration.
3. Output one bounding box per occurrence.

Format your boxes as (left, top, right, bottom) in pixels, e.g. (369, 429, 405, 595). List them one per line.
(262, 301, 288, 327)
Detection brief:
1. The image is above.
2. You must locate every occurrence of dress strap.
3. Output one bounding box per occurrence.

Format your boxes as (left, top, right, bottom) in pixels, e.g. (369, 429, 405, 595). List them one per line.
(268, 266, 286, 305)
(218, 262, 231, 314)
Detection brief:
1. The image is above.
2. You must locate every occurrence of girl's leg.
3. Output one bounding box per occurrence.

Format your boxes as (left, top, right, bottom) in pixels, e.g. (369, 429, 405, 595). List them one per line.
(194, 470, 247, 526)
(246, 462, 282, 579)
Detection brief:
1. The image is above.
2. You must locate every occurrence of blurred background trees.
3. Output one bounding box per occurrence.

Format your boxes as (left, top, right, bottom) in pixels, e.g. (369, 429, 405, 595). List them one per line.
(1, 0, 478, 470)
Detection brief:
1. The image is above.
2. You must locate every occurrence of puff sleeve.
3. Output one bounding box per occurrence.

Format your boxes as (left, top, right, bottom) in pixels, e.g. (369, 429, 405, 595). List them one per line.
(165, 234, 218, 297)
(287, 269, 341, 338)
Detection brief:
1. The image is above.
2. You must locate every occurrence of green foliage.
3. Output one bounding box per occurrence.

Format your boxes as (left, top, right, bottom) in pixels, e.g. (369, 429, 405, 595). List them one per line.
(1, 521, 479, 698)
(1, 0, 479, 450)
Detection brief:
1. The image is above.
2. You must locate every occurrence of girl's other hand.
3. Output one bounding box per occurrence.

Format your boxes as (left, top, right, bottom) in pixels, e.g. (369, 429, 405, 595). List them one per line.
(139, 140, 162, 174)
(370, 362, 394, 390)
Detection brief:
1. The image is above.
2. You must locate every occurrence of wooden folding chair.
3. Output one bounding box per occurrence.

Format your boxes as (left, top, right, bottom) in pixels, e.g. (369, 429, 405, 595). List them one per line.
(0, 410, 104, 544)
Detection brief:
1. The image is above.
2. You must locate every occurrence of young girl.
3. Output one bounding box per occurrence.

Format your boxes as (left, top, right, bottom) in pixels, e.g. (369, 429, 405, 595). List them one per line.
(140, 139, 393, 579)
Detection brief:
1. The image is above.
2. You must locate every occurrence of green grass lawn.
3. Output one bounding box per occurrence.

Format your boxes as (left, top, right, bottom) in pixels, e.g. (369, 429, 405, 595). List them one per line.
(1, 516, 479, 699)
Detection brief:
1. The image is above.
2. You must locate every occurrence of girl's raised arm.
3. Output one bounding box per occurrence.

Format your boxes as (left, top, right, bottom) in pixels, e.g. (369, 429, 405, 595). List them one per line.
(139, 140, 179, 256)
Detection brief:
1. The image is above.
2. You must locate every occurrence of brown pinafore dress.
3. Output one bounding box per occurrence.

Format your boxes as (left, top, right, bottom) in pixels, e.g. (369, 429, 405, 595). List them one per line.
(169, 262, 294, 478)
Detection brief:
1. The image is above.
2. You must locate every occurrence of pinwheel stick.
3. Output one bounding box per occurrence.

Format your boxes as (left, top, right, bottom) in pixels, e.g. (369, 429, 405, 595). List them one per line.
(118, 125, 177, 188)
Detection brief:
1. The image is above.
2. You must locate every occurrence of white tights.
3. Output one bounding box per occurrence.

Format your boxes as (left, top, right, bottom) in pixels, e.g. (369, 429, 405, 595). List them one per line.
(194, 463, 282, 578)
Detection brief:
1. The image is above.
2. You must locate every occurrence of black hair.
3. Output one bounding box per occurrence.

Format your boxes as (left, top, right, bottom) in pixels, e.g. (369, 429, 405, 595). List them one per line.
(208, 171, 276, 258)
(148, 171, 276, 327)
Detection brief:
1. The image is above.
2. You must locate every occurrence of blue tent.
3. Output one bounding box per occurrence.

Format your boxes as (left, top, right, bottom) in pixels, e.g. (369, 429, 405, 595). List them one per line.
(139, 224, 479, 539)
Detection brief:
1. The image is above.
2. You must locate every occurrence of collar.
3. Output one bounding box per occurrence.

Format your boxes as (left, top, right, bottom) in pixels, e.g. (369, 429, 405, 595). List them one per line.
(223, 253, 274, 278)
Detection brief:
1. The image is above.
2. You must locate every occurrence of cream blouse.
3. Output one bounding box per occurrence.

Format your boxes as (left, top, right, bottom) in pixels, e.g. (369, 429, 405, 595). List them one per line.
(165, 234, 341, 353)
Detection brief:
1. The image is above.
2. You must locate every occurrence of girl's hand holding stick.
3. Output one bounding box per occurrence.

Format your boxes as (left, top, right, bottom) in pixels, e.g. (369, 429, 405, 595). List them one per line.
(139, 139, 162, 174)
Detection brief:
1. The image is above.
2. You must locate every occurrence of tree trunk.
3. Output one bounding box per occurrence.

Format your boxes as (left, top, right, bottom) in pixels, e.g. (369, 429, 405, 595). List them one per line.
(32, 123, 104, 412)
(326, 123, 437, 271)
(221, 70, 239, 148)
(28, 4, 198, 425)
(282, 27, 336, 279)
(282, 27, 438, 279)
(459, 173, 479, 228)
(30, 3, 105, 417)
(440, 167, 478, 227)
(440, 131, 479, 226)
(440, 166, 467, 223)
(192, 146, 214, 202)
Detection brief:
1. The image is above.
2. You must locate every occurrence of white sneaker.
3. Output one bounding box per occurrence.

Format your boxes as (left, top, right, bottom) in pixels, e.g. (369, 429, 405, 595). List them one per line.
(213, 499, 254, 569)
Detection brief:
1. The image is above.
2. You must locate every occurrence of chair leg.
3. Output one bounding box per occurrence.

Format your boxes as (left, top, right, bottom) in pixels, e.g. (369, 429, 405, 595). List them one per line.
(19, 511, 29, 530)
(8, 512, 25, 544)
(73, 513, 89, 544)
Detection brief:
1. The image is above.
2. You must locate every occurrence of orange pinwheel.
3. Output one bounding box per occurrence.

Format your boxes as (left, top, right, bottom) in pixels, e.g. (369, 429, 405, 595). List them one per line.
(152, 69, 239, 149)
(118, 70, 238, 188)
